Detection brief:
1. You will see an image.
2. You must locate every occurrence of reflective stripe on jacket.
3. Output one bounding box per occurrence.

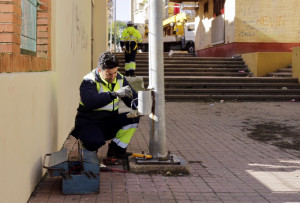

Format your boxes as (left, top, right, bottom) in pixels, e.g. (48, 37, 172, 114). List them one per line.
(80, 69, 124, 111)
(120, 27, 142, 44)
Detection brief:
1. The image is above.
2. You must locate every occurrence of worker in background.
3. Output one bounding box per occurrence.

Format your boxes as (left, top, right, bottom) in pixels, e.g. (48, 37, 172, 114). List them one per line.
(70, 52, 140, 159)
(120, 21, 142, 77)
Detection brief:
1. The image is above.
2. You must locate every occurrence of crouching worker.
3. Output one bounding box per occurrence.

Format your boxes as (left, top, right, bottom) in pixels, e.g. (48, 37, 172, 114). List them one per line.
(71, 52, 140, 159)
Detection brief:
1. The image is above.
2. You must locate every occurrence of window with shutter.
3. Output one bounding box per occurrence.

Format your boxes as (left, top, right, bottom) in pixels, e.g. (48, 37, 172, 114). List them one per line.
(21, 0, 37, 55)
(213, 0, 225, 17)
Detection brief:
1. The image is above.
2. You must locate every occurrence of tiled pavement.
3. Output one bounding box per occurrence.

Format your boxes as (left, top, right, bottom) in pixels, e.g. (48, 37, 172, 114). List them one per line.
(29, 102, 300, 203)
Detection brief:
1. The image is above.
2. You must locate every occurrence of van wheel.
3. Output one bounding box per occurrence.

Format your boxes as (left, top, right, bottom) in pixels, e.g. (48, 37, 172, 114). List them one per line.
(187, 44, 194, 53)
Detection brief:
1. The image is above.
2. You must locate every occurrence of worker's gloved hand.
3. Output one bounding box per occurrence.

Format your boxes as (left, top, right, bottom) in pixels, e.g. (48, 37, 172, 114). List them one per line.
(114, 86, 133, 99)
(126, 110, 139, 118)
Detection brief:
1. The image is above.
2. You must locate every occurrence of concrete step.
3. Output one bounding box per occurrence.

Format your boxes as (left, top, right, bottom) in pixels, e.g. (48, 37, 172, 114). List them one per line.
(119, 60, 245, 65)
(117, 56, 244, 61)
(114, 52, 196, 57)
(278, 68, 292, 72)
(145, 82, 300, 89)
(143, 77, 300, 89)
(166, 88, 300, 95)
(163, 53, 196, 57)
(142, 76, 299, 83)
(268, 72, 292, 77)
(119, 64, 247, 68)
(129, 71, 249, 77)
(115, 52, 300, 101)
(165, 94, 300, 102)
(267, 65, 292, 77)
(126, 68, 247, 72)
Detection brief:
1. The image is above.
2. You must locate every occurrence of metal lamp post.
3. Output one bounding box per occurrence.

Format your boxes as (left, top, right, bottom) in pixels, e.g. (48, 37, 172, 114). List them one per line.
(148, 0, 167, 159)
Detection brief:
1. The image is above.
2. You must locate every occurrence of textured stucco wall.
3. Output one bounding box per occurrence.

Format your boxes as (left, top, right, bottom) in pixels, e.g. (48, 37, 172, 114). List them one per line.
(195, 0, 236, 51)
(235, 0, 300, 43)
(0, 72, 58, 203)
(195, 0, 300, 54)
(292, 47, 300, 82)
(0, 0, 107, 202)
(93, 0, 109, 69)
(242, 52, 292, 77)
(242, 52, 258, 76)
(195, 0, 213, 51)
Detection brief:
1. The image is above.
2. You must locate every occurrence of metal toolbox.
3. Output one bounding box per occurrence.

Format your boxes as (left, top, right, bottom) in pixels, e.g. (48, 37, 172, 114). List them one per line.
(43, 148, 100, 194)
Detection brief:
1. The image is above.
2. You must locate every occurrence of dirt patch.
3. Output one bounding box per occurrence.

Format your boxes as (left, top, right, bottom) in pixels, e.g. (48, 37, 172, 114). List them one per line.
(244, 121, 300, 151)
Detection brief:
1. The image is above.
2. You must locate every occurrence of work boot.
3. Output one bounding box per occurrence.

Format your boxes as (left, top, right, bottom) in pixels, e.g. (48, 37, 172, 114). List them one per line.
(129, 70, 136, 77)
(106, 141, 132, 159)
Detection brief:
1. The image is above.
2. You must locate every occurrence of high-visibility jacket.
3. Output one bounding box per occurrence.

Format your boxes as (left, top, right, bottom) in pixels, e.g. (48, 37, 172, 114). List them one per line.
(71, 69, 139, 140)
(80, 69, 124, 111)
(120, 26, 142, 51)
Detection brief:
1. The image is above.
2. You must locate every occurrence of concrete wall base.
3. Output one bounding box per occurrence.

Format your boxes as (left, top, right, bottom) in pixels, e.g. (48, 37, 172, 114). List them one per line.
(196, 43, 300, 57)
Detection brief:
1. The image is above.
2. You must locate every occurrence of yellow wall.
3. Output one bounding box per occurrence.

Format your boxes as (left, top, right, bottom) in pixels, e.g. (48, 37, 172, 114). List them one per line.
(235, 0, 300, 43)
(195, 0, 300, 51)
(292, 47, 300, 82)
(0, 0, 107, 202)
(242, 52, 292, 76)
(242, 53, 258, 76)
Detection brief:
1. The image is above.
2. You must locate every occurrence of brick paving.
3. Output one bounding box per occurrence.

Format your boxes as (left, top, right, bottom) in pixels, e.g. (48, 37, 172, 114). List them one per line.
(29, 102, 300, 203)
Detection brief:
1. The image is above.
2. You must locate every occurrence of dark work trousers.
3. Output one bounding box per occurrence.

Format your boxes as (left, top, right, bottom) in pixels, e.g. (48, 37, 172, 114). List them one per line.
(74, 112, 140, 151)
(124, 41, 137, 76)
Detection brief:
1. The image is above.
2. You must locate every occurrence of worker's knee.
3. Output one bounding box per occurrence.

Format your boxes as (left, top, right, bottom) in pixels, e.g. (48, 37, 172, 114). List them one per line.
(82, 138, 105, 151)
(75, 123, 106, 151)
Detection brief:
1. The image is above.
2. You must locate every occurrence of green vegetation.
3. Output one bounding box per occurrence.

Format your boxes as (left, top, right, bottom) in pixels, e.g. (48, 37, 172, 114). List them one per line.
(108, 20, 127, 49)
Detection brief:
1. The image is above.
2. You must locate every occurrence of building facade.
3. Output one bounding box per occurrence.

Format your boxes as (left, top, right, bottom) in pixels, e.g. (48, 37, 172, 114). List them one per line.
(0, 0, 108, 202)
(194, 0, 300, 56)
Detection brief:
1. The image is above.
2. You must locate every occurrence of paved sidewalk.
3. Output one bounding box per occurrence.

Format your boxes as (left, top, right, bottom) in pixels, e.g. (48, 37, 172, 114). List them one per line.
(29, 102, 300, 203)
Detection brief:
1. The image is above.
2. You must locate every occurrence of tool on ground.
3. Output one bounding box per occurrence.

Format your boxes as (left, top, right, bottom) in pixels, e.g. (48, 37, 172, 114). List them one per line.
(99, 164, 129, 173)
(131, 153, 152, 159)
(102, 157, 121, 165)
(43, 144, 100, 194)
